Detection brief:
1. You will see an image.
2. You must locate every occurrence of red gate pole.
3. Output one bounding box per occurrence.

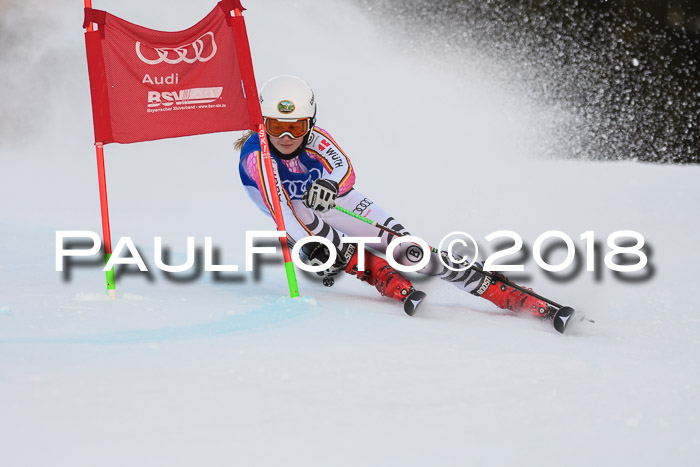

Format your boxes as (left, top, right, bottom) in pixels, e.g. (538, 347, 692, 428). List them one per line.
(233, 6, 299, 297)
(95, 142, 116, 296)
(85, 0, 116, 297)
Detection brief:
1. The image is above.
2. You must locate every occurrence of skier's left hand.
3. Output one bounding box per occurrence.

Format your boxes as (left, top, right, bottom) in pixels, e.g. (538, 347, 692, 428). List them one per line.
(302, 178, 339, 213)
(305, 241, 357, 281)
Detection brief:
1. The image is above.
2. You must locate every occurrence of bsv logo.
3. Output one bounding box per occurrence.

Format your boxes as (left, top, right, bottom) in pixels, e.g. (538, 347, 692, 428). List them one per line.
(148, 87, 223, 108)
(136, 32, 217, 65)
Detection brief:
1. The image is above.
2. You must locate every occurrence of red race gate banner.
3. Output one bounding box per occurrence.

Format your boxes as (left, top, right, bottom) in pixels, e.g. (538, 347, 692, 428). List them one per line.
(84, 0, 262, 144)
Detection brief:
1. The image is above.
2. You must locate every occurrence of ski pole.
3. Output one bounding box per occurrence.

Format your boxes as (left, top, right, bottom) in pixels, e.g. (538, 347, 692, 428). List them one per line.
(333, 205, 566, 309)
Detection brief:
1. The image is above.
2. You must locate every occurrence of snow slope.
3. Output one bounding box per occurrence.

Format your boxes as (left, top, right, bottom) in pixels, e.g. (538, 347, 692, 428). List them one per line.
(1, 1, 698, 466)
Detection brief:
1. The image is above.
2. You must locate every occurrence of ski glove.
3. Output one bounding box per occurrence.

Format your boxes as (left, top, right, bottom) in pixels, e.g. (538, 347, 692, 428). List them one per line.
(302, 178, 339, 213)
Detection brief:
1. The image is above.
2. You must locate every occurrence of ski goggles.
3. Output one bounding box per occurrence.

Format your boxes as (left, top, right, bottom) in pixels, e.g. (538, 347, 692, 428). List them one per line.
(264, 117, 310, 139)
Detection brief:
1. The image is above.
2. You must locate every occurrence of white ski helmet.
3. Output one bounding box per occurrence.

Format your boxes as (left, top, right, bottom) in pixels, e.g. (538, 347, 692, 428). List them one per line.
(259, 75, 316, 125)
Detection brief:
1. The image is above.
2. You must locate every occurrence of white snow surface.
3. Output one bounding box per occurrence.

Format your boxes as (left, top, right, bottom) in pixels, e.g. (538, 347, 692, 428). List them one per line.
(1, 1, 699, 466)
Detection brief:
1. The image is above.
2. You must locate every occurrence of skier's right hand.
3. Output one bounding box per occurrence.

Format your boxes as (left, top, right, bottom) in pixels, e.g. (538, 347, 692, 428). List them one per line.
(302, 178, 339, 213)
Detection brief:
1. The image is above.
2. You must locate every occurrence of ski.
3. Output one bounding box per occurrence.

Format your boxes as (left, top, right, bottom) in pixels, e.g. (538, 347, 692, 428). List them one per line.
(549, 306, 594, 333)
(551, 306, 576, 333)
(403, 290, 427, 316)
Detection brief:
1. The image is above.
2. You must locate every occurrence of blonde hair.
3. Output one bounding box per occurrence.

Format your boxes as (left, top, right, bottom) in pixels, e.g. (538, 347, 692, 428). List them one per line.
(233, 130, 254, 152)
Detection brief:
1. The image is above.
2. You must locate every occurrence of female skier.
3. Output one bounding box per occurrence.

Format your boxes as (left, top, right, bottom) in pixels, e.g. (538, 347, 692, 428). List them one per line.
(237, 75, 554, 319)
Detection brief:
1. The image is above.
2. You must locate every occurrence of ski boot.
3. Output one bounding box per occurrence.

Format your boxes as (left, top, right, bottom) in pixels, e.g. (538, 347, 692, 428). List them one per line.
(304, 241, 427, 315)
(471, 271, 552, 318)
(345, 250, 427, 316)
(472, 271, 582, 333)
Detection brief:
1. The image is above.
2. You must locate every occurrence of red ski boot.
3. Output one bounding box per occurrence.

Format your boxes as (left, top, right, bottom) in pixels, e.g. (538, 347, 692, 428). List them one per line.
(344, 250, 415, 301)
(471, 272, 550, 318)
(305, 242, 427, 315)
(345, 250, 428, 315)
